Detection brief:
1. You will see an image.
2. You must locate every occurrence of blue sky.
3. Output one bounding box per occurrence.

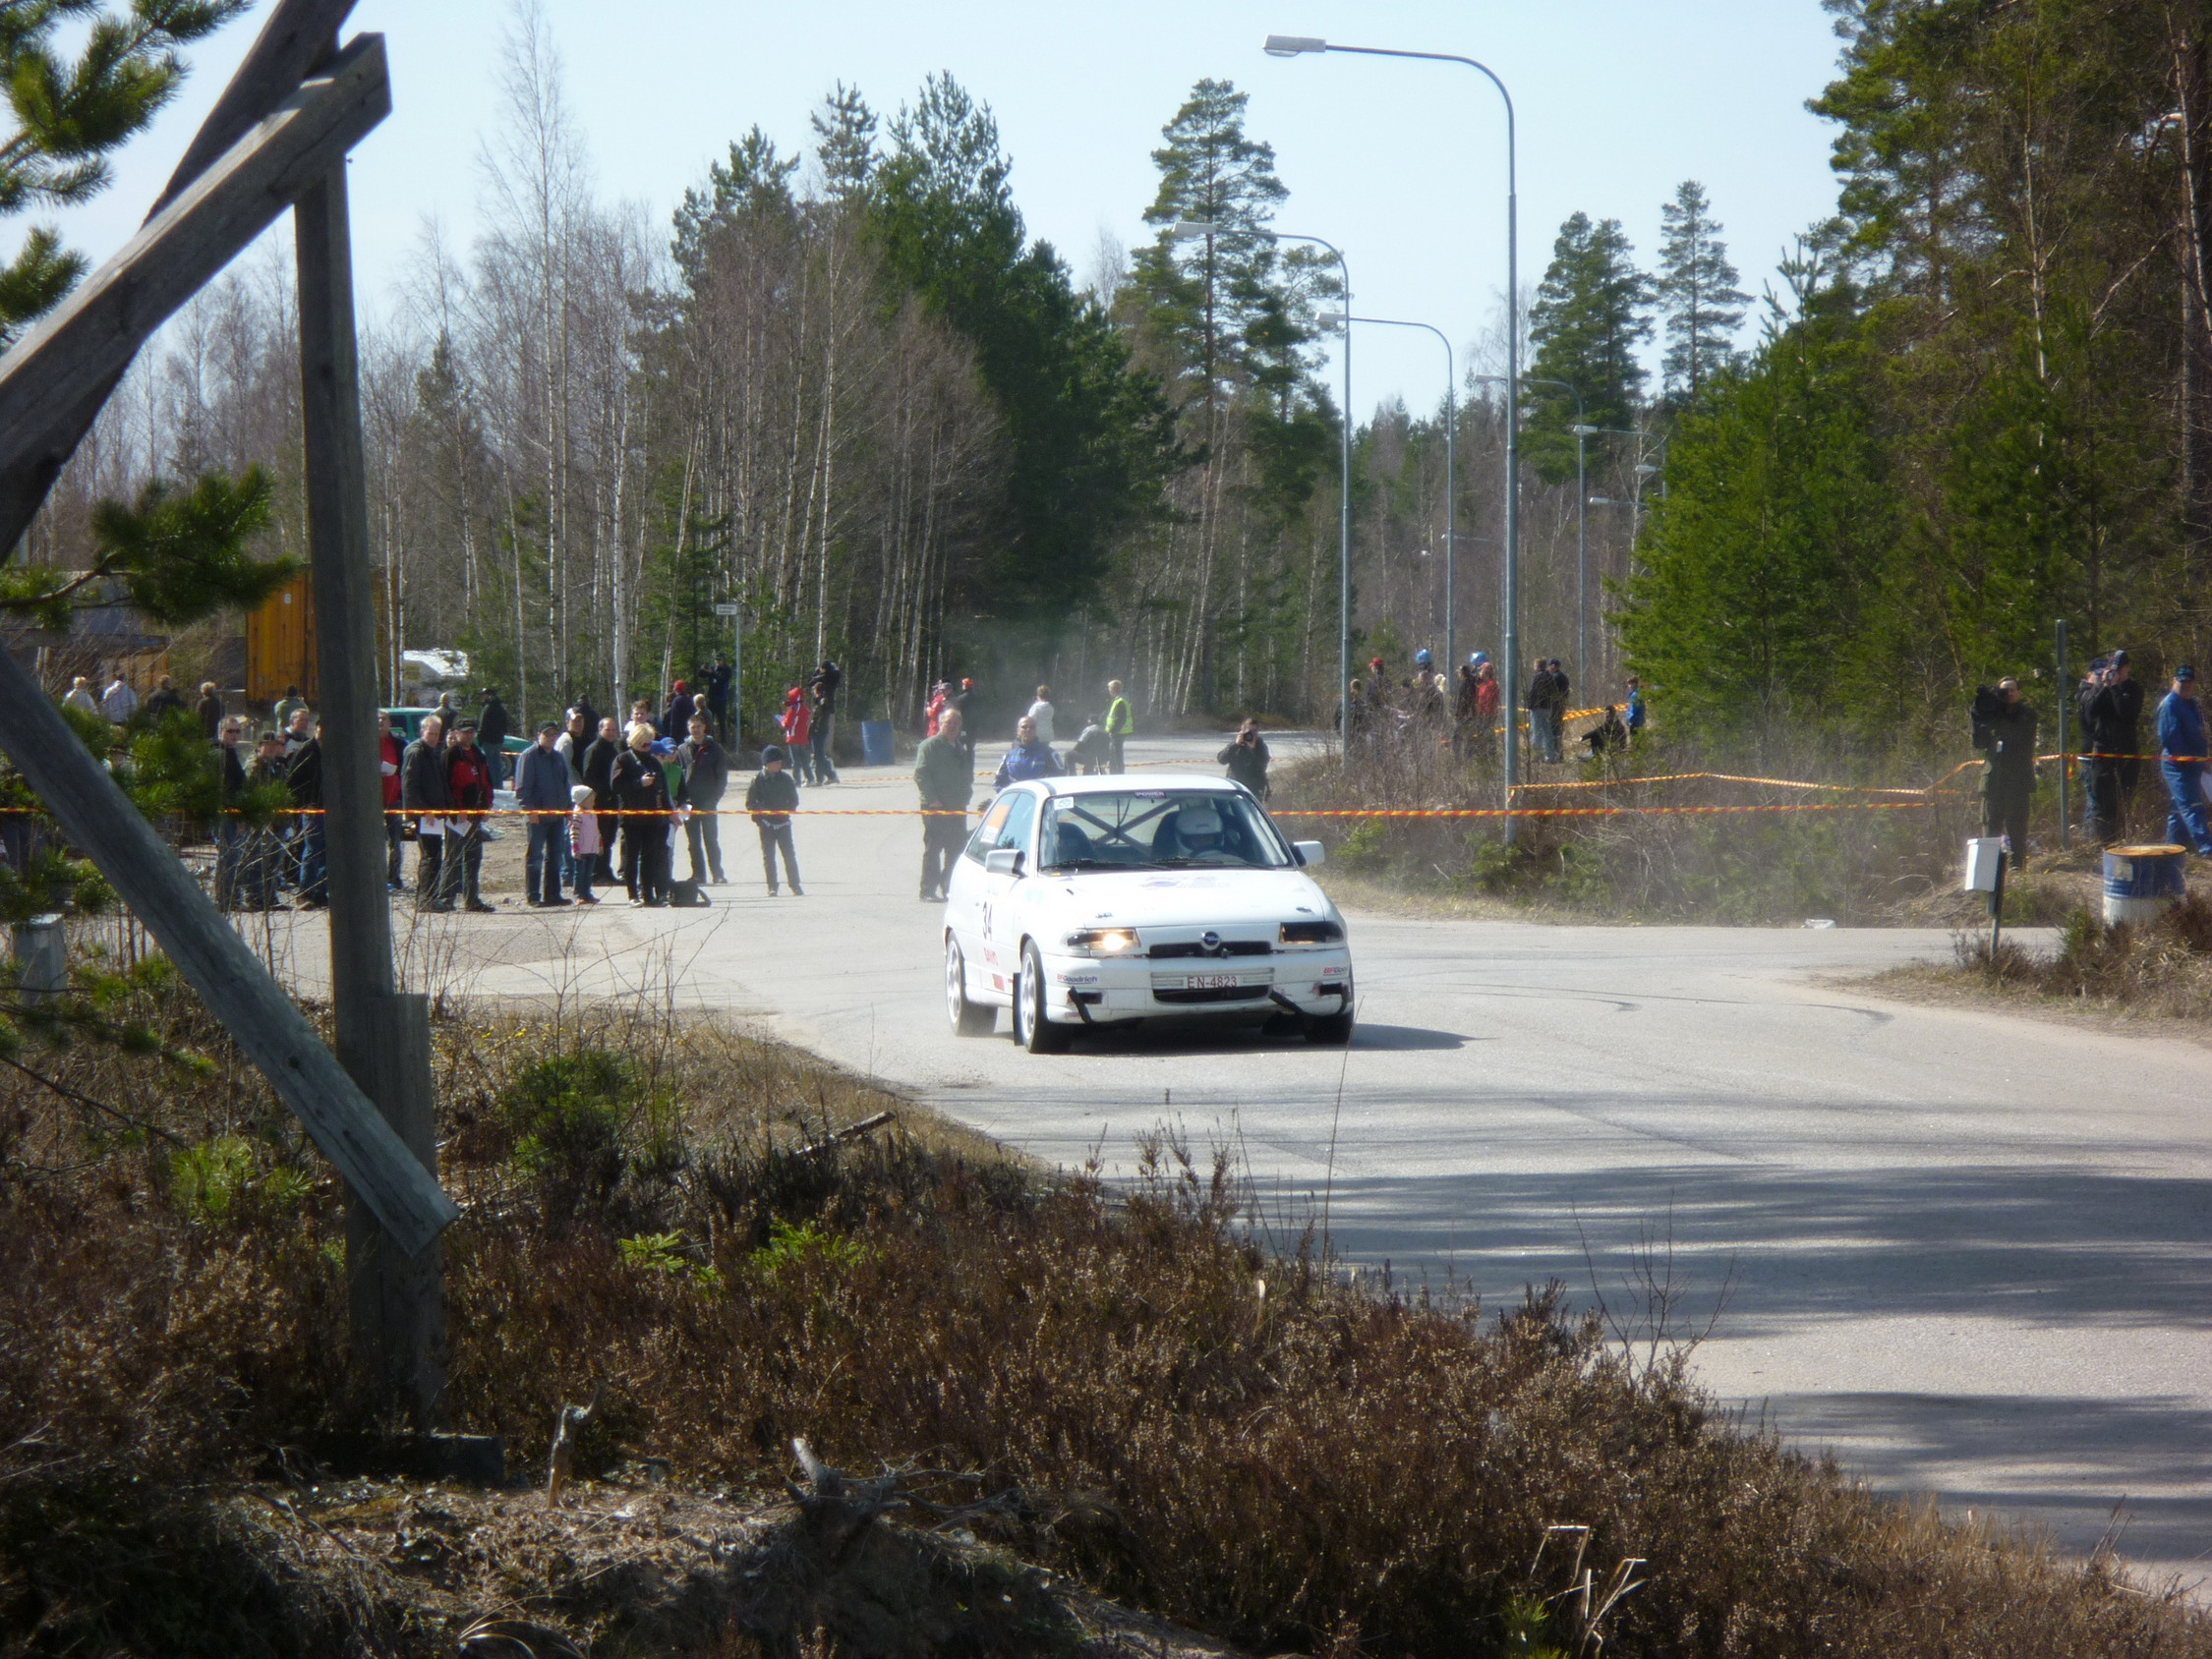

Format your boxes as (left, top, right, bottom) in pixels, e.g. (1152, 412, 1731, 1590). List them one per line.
(51, 0, 1850, 416)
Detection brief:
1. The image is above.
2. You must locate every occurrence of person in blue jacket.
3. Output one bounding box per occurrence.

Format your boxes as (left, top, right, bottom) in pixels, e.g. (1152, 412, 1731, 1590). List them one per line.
(2157, 665, 2212, 855)
(993, 715, 1062, 789)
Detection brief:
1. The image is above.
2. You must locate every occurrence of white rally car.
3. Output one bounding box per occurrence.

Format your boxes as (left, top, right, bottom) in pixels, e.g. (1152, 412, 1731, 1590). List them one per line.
(943, 775, 1354, 1053)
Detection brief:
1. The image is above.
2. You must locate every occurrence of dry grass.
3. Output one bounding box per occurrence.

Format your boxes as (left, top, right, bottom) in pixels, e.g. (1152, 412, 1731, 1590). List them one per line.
(1280, 732, 2136, 929)
(4, 960, 2211, 1656)
(1934, 893, 2212, 1020)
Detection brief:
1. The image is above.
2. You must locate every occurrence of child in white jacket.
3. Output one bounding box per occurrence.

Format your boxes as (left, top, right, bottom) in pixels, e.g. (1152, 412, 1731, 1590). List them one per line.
(568, 783, 601, 904)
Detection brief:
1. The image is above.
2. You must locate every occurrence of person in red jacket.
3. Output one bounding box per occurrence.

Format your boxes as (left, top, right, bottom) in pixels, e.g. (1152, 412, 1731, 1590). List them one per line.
(779, 686, 815, 784)
(379, 713, 406, 892)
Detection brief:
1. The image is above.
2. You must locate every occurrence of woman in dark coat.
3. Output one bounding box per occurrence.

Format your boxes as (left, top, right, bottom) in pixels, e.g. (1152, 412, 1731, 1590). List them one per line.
(609, 722, 676, 906)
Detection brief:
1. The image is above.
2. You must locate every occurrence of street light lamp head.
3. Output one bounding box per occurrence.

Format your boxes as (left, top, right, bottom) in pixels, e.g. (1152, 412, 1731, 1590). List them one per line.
(1314, 309, 1348, 327)
(1264, 33, 1327, 56)
(1170, 220, 1221, 242)
(1569, 424, 1600, 435)
(1635, 463, 1660, 477)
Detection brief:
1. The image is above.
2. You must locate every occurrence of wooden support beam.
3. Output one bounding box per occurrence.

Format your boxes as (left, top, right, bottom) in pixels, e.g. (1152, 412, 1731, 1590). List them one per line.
(0, 0, 365, 552)
(0, 33, 389, 540)
(299, 155, 448, 1421)
(0, 37, 452, 1254)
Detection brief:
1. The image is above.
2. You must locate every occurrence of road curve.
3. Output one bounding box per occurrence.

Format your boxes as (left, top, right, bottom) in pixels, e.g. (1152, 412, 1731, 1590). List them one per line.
(282, 729, 2212, 1589)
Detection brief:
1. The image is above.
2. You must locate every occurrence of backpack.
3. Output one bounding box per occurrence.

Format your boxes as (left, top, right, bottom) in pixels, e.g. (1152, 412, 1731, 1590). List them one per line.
(666, 879, 712, 908)
(1970, 685, 2006, 751)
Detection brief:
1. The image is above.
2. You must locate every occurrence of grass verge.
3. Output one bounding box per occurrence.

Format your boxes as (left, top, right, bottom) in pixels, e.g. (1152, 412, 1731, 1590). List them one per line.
(3, 960, 2209, 1656)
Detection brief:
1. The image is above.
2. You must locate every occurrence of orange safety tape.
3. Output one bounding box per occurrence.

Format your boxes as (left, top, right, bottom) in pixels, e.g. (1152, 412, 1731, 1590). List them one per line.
(1273, 802, 1933, 820)
(1514, 770, 1928, 797)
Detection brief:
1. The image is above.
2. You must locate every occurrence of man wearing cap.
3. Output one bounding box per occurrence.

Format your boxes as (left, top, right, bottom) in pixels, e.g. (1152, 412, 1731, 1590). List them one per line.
(2079, 651, 2144, 843)
(2157, 666, 2212, 855)
(1979, 676, 2038, 870)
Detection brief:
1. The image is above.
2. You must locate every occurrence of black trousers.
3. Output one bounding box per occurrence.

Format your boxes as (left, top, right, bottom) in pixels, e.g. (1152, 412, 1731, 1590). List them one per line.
(685, 811, 724, 882)
(920, 812, 967, 895)
(758, 822, 801, 891)
(415, 831, 450, 910)
(1982, 776, 2033, 864)
(384, 812, 405, 886)
(622, 819, 669, 902)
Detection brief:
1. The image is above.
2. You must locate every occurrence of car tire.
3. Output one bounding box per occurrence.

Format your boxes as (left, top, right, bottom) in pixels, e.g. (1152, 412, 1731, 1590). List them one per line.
(1016, 942, 1072, 1054)
(946, 936, 994, 1037)
(1303, 1003, 1355, 1045)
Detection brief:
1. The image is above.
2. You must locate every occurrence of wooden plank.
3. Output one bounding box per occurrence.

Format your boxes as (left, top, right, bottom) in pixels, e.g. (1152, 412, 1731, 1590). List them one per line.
(0, 639, 454, 1253)
(154, 0, 362, 216)
(0, 34, 389, 477)
(299, 158, 447, 1417)
(0, 0, 366, 550)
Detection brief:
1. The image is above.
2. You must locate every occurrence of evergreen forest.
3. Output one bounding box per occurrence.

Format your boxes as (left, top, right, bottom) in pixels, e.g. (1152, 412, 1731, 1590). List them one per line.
(20, 0, 2210, 756)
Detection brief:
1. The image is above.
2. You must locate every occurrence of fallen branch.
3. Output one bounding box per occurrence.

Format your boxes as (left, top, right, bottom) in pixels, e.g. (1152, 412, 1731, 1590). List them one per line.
(794, 1110, 896, 1157)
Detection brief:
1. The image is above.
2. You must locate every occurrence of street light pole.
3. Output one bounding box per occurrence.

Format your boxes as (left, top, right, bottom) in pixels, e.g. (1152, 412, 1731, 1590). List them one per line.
(1178, 217, 1352, 760)
(1266, 31, 1520, 832)
(1326, 311, 1453, 672)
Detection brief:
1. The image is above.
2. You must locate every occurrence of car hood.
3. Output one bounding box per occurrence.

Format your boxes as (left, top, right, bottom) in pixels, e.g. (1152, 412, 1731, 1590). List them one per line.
(1029, 866, 1338, 931)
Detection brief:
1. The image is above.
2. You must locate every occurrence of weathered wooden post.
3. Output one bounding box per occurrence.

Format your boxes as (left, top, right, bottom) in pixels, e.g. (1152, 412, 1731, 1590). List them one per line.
(0, 0, 462, 1414)
(296, 130, 446, 1424)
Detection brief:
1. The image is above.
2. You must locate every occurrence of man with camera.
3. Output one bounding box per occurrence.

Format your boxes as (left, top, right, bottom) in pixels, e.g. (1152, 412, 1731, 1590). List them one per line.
(1972, 676, 2038, 871)
(2077, 650, 2144, 844)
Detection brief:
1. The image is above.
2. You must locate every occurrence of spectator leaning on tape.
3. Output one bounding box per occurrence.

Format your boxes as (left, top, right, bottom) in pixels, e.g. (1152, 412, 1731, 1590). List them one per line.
(914, 707, 971, 903)
(2157, 666, 2212, 856)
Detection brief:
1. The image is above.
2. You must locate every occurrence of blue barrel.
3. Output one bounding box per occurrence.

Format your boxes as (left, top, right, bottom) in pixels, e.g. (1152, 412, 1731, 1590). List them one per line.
(860, 718, 895, 768)
(2103, 845, 2187, 924)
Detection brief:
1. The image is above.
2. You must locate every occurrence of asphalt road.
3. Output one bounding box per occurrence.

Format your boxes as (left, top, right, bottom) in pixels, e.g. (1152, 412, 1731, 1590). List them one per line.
(272, 729, 2212, 1589)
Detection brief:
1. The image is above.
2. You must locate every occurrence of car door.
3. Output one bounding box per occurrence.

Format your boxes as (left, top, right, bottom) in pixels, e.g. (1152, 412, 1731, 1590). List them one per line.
(950, 793, 1014, 994)
(979, 789, 1038, 998)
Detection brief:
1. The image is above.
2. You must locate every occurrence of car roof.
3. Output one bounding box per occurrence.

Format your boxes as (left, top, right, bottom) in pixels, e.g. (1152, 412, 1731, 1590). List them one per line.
(1014, 774, 1250, 798)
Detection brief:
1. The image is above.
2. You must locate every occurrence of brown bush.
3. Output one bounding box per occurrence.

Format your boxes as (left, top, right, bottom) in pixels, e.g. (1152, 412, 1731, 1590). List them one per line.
(2, 977, 2207, 1657)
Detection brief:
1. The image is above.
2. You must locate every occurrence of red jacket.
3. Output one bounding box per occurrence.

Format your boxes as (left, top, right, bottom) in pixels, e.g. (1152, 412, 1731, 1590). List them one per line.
(781, 695, 812, 746)
(380, 730, 404, 807)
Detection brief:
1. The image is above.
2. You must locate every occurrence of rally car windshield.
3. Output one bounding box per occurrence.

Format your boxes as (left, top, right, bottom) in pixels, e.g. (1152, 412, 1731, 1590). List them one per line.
(1037, 791, 1293, 872)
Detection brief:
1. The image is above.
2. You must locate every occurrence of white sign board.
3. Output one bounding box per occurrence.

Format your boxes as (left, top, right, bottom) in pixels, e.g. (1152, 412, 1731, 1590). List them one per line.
(1962, 836, 2005, 893)
(713, 603, 741, 617)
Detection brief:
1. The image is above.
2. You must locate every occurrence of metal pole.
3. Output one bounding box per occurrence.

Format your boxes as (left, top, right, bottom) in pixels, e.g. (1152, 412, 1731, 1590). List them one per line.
(1576, 428, 1587, 683)
(1310, 44, 1517, 829)
(2056, 618, 2068, 851)
(1341, 315, 1455, 675)
(297, 157, 446, 1426)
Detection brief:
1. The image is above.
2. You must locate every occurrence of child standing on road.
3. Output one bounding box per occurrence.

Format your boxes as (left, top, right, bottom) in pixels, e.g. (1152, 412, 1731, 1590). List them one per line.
(567, 783, 601, 904)
(747, 745, 804, 896)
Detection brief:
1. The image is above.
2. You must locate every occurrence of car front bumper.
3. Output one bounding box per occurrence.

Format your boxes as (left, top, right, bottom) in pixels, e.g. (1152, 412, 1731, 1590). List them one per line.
(1043, 949, 1353, 1025)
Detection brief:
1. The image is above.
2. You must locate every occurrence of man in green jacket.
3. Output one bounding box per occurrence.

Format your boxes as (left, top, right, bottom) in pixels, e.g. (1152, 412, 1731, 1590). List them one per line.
(1104, 680, 1134, 774)
(915, 707, 973, 901)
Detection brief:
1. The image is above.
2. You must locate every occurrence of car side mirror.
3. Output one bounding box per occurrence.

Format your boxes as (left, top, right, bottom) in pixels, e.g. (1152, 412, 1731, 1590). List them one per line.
(1293, 840, 1326, 868)
(984, 847, 1024, 877)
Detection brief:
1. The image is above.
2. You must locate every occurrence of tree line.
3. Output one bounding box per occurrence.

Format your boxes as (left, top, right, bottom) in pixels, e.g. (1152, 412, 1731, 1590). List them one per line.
(42, 0, 2156, 765)
(1621, 0, 2212, 756)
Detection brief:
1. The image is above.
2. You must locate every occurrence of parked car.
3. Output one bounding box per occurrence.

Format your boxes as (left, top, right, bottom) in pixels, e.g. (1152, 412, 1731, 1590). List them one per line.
(381, 707, 528, 756)
(943, 776, 1353, 1053)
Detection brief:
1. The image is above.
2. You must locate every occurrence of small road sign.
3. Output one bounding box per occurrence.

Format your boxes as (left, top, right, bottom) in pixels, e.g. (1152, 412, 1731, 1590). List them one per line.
(713, 602, 740, 617)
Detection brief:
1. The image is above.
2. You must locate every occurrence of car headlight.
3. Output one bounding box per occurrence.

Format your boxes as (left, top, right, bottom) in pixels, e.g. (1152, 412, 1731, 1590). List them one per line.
(1278, 920, 1345, 946)
(1064, 928, 1140, 956)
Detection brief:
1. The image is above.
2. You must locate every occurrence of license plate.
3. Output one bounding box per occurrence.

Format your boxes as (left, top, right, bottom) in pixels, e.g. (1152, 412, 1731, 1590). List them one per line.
(1185, 972, 1242, 991)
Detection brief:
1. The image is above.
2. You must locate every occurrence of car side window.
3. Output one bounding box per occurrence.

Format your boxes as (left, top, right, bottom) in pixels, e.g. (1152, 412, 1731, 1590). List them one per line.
(963, 797, 1013, 865)
(996, 792, 1037, 858)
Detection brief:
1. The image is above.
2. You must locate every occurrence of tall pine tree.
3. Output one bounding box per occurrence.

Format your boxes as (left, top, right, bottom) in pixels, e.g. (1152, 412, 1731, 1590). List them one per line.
(1525, 212, 1652, 480)
(1655, 180, 1748, 405)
